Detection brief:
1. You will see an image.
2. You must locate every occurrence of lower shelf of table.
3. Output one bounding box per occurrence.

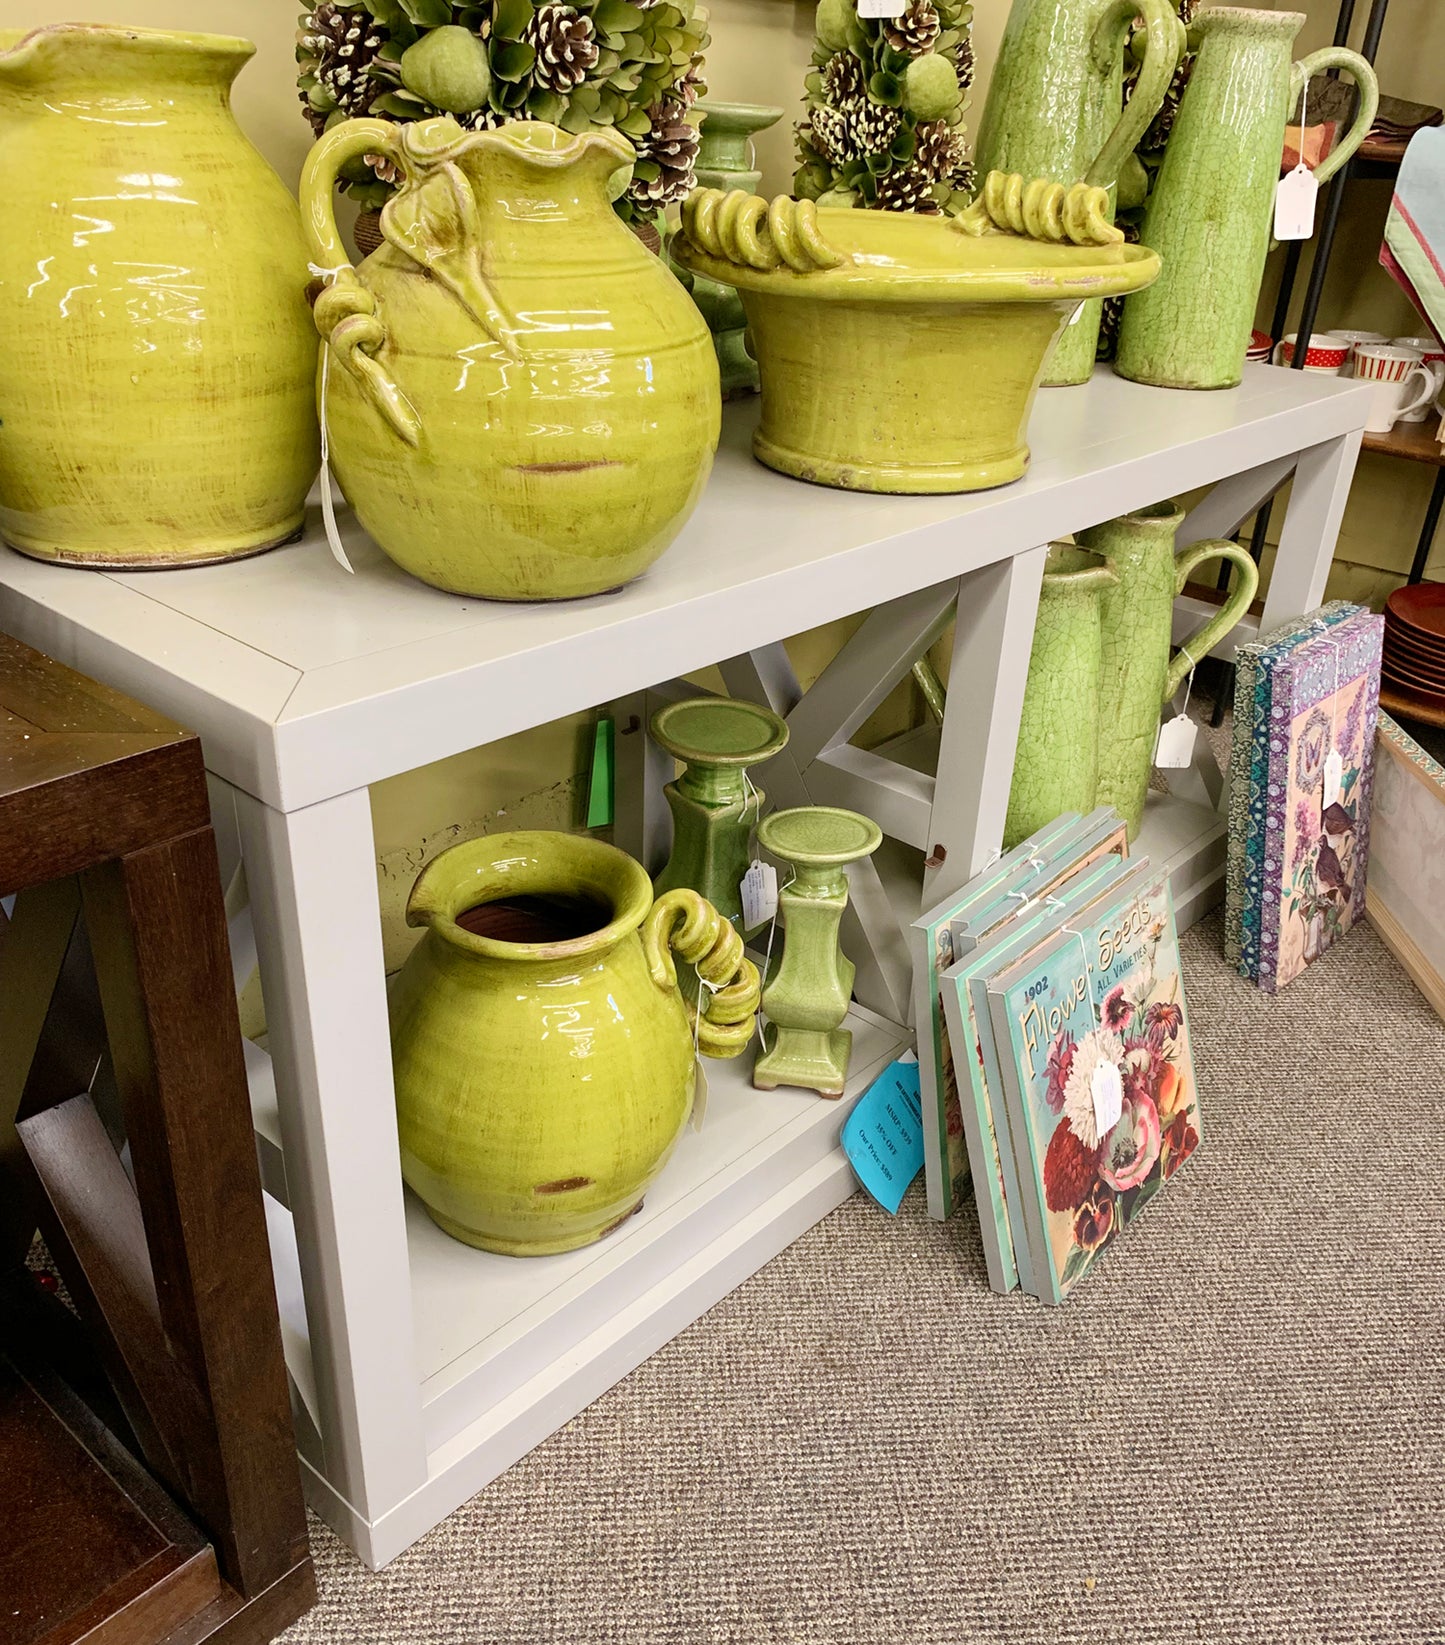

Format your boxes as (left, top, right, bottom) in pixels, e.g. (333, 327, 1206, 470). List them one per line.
(249, 1003, 908, 1565)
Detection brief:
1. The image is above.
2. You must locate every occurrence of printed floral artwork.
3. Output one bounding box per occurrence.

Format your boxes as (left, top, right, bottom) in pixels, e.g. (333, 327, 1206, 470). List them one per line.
(995, 873, 1200, 1301)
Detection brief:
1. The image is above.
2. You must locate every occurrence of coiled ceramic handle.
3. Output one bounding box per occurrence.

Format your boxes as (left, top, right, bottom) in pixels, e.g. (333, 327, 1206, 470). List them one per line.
(1165, 540, 1260, 701)
(1086, 0, 1187, 190)
(1287, 46, 1380, 188)
(956, 172, 1124, 246)
(643, 889, 761, 1059)
(680, 189, 846, 273)
(300, 118, 422, 446)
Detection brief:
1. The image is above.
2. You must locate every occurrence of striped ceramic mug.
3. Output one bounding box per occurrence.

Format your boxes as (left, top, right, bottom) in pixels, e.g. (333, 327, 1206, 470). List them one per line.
(1353, 343, 1437, 433)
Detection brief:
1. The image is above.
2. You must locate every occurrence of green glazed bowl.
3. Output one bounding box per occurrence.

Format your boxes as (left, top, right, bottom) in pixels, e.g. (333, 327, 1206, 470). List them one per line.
(672, 178, 1162, 494)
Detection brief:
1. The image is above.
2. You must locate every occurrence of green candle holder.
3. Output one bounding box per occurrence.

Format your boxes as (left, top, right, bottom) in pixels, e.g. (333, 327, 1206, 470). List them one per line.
(650, 696, 790, 934)
(752, 806, 882, 1098)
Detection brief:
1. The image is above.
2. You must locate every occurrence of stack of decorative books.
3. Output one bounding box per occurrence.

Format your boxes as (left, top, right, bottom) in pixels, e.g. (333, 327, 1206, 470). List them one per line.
(912, 811, 1203, 1302)
(1226, 603, 1384, 992)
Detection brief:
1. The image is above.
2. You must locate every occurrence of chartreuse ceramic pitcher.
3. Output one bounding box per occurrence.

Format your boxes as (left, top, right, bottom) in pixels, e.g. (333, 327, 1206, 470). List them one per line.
(0, 24, 317, 565)
(1078, 503, 1257, 837)
(301, 116, 719, 600)
(389, 833, 759, 1256)
(1116, 7, 1378, 389)
(1006, 547, 1119, 848)
(975, 0, 1186, 385)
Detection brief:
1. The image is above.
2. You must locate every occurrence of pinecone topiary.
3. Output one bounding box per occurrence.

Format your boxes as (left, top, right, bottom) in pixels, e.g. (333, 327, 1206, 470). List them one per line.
(875, 159, 941, 213)
(883, 1, 942, 57)
(913, 118, 968, 181)
(523, 4, 599, 96)
(298, 1, 385, 133)
(628, 96, 700, 209)
(821, 50, 865, 107)
(805, 104, 856, 167)
(848, 99, 902, 157)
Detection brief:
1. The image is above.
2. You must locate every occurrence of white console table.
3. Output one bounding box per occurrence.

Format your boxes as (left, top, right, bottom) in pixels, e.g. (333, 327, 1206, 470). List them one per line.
(0, 366, 1370, 1566)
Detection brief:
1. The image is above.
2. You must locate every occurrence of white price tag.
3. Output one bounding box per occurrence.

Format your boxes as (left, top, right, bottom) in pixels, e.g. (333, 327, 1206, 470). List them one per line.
(1322, 748, 1343, 809)
(740, 859, 778, 931)
(1274, 166, 1318, 242)
(857, 0, 906, 15)
(1092, 1059, 1123, 1138)
(690, 1059, 709, 1131)
(1153, 713, 1198, 770)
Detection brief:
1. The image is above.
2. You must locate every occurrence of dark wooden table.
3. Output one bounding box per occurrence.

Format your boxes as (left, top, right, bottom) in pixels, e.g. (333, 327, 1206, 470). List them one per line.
(1, 634, 314, 1645)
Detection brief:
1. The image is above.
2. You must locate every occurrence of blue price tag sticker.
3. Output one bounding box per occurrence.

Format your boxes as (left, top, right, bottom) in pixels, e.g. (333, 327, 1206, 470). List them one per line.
(841, 1053, 923, 1215)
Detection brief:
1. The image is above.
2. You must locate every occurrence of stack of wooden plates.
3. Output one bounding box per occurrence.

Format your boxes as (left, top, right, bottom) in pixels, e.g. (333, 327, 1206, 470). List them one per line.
(1383, 581, 1445, 722)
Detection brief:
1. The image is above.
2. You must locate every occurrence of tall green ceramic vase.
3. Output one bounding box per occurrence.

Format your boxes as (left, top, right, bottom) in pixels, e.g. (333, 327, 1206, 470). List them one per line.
(651, 697, 790, 933)
(974, 0, 1185, 386)
(1115, 7, 1378, 389)
(389, 832, 759, 1255)
(753, 808, 882, 1098)
(689, 101, 783, 397)
(1005, 547, 1118, 848)
(1078, 503, 1258, 838)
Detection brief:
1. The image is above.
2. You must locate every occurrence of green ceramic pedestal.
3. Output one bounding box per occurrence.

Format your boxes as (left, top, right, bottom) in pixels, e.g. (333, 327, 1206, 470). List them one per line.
(690, 101, 783, 397)
(651, 697, 790, 932)
(752, 807, 882, 1098)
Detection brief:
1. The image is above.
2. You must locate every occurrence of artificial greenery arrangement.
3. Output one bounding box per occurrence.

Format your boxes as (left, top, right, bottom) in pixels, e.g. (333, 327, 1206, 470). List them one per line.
(296, 0, 709, 223)
(794, 0, 975, 214)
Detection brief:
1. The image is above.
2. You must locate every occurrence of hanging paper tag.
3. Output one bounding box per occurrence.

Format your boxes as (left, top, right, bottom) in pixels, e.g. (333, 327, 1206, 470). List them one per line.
(690, 1059, 709, 1131)
(318, 350, 357, 575)
(1153, 713, 1198, 770)
(740, 859, 778, 930)
(1322, 748, 1344, 810)
(1091, 1059, 1124, 1137)
(857, 0, 907, 15)
(1274, 166, 1318, 241)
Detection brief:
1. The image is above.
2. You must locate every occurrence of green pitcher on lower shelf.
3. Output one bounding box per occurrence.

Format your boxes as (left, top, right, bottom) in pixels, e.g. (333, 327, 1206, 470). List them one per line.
(389, 832, 759, 1256)
(753, 807, 882, 1099)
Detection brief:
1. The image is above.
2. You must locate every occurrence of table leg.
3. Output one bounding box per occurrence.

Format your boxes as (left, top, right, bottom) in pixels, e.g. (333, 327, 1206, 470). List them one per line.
(1261, 430, 1363, 632)
(233, 784, 427, 1527)
(922, 547, 1048, 908)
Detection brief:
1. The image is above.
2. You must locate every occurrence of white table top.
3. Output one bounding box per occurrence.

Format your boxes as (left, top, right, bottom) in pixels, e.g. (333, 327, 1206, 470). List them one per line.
(0, 365, 1371, 810)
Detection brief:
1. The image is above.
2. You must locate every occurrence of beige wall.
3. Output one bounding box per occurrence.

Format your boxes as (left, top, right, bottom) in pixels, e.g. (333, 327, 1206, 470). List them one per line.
(6, 0, 1438, 956)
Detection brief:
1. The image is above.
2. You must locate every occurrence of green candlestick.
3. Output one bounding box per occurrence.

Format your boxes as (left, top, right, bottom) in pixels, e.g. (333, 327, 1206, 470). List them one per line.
(650, 697, 790, 934)
(753, 806, 882, 1098)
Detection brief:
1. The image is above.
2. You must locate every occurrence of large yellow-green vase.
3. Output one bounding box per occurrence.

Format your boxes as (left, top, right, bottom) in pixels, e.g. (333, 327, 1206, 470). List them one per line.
(389, 832, 760, 1256)
(300, 117, 721, 600)
(0, 25, 318, 567)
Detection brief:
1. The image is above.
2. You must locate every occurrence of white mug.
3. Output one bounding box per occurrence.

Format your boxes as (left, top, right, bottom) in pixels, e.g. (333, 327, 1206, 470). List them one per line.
(1353, 343, 1437, 433)
(1393, 335, 1445, 419)
(1272, 331, 1352, 372)
(1332, 329, 1389, 376)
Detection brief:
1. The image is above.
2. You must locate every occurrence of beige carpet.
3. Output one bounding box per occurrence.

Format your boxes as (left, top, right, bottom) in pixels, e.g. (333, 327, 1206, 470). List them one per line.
(281, 911, 1445, 1644)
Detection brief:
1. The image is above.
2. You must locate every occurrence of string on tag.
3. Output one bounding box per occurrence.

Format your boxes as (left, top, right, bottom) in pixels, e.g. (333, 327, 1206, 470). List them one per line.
(691, 970, 723, 1064)
(1320, 635, 1345, 813)
(309, 260, 359, 576)
(1175, 643, 1197, 720)
(1060, 916, 1124, 1137)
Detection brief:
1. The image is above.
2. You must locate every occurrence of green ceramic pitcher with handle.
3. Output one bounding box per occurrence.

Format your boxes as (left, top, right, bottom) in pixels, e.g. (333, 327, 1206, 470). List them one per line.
(1005, 546, 1120, 849)
(1078, 501, 1258, 839)
(975, 0, 1186, 386)
(1115, 6, 1378, 389)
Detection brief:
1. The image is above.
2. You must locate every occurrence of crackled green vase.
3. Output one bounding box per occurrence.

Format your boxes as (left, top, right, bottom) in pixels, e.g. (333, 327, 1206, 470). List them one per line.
(1115, 7, 1378, 389)
(1005, 547, 1118, 848)
(974, 0, 1185, 385)
(1079, 502, 1257, 838)
(650, 696, 790, 932)
(689, 101, 783, 397)
(753, 807, 882, 1099)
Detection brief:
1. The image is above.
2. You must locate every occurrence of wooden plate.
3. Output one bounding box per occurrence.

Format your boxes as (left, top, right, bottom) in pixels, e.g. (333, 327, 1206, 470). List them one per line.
(1383, 652, 1445, 694)
(1386, 580, 1445, 640)
(1383, 630, 1445, 679)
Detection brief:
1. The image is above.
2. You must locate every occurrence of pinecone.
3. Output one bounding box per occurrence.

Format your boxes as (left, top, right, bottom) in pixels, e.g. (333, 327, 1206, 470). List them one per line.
(458, 107, 519, 133)
(523, 4, 599, 95)
(883, 1, 942, 56)
(298, 1, 386, 132)
(628, 97, 700, 208)
(912, 118, 969, 182)
(847, 98, 902, 157)
(821, 50, 865, 107)
(805, 104, 856, 167)
(952, 33, 975, 91)
(875, 159, 941, 212)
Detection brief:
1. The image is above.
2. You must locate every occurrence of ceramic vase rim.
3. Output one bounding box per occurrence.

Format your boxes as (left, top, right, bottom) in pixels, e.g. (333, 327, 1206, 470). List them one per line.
(0, 22, 255, 68)
(1189, 6, 1306, 39)
(407, 830, 654, 965)
(1044, 544, 1119, 588)
(697, 100, 786, 130)
(1116, 500, 1186, 530)
(758, 806, 883, 867)
(649, 696, 790, 768)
